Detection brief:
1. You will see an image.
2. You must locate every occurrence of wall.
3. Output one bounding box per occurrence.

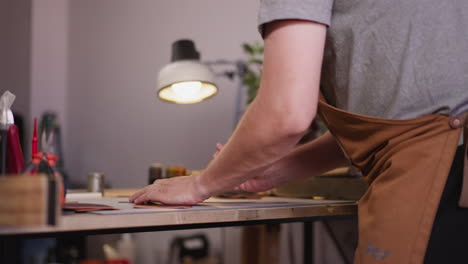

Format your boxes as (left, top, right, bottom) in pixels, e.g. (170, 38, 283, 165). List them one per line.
(0, 0, 32, 134)
(66, 0, 261, 188)
(30, 0, 69, 159)
(66, 2, 262, 263)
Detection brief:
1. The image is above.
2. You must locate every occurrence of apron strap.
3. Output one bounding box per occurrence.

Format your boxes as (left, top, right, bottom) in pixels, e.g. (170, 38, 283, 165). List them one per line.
(449, 112, 468, 207)
(318, 91, 328, 104)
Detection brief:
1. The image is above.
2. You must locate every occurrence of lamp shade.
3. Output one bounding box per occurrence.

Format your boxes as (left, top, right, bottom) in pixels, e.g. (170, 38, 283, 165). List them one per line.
(157, 60, 218, 104)
(157, 40, 218, 104)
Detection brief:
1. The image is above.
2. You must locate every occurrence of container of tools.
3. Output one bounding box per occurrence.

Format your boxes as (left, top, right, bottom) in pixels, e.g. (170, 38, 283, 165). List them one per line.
(0, 173, 61, 226)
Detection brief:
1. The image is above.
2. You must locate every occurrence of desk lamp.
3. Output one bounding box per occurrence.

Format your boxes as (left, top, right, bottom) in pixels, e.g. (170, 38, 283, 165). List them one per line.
(157, 40, 218, 104)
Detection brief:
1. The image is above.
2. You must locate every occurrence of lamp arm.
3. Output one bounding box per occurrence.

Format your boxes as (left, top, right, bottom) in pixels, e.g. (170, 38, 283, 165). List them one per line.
(203, 60, 248, 129)
(233, 61, 248, 128)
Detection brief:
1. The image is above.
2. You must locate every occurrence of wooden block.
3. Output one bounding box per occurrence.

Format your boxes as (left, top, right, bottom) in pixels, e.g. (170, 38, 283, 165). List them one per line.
(0, 174, 59, 226)
(103, 188, 139, 198)
(273, 167, 368, 200)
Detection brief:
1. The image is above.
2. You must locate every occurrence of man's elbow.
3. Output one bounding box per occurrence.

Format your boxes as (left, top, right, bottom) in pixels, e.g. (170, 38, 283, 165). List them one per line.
(277, 110, 317, 139)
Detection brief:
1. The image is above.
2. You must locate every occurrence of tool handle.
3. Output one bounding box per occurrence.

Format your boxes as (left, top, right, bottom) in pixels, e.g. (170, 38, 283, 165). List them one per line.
(32, 117, 38, 159)
(7, 125, 25, 174)
(0, 129, 7, 174)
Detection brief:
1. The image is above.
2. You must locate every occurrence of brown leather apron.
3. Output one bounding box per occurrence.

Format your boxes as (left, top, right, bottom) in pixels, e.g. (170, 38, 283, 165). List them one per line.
(317, 95, 467, 264)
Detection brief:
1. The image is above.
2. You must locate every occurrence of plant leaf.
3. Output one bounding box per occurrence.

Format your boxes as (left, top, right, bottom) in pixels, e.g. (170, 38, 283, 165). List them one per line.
(248, 58, 263, 65)
(242, 43, 255, 55)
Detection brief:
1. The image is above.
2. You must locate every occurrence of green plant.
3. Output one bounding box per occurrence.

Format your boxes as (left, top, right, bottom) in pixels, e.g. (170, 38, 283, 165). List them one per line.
(242, 42, 264, 105)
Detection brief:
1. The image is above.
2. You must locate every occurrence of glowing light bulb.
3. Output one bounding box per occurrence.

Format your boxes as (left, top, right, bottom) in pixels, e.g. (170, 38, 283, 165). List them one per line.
(171, 81, 202, 99)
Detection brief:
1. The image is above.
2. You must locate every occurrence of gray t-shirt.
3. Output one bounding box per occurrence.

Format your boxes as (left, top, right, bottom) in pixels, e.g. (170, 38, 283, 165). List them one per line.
(258, 0, 468, 119)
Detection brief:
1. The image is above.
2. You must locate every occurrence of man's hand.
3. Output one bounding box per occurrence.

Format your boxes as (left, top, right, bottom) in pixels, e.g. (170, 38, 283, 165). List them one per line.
(211, 142, 277, 192)
(207, 143, 223, 165)
(234, 166, 282, 193)
(212, 142, 283, 193)
(213, 143, 223, 158)
(129, 174, 210, 205)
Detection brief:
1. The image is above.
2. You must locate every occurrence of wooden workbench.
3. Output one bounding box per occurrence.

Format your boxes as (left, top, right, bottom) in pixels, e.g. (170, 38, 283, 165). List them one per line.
(0, 195, 357, 263)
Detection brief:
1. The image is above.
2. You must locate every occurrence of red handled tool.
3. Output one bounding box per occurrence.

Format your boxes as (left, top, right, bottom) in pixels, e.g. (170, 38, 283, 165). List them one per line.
(23, 152, 65, 206)
(6, 124, 25, 174)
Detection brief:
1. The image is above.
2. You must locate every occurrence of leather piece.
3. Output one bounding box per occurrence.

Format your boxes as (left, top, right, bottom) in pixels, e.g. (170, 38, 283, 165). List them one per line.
(63, 202, 118, 212)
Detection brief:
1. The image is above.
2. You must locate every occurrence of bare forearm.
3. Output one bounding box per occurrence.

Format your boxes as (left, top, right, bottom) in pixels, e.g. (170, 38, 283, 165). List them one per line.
(196, 20, 327, 196)
(198, 99, 308, 195)
(267, 131, 349, 187)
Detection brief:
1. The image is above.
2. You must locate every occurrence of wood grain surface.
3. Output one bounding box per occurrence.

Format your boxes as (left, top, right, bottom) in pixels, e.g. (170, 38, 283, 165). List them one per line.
(0, 195, 356, 237)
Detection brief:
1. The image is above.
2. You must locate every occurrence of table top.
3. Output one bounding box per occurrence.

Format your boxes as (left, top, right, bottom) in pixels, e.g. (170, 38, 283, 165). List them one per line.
(0, 195, 357, 238)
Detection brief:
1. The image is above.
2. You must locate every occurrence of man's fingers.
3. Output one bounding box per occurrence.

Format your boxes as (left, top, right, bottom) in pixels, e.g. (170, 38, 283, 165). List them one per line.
(216, 143, 224, 151)
(129, 185, 150, 202)
(212, 143, 225, 159)
(129, 189, 144, 202)
(134, 193, 150, 204)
